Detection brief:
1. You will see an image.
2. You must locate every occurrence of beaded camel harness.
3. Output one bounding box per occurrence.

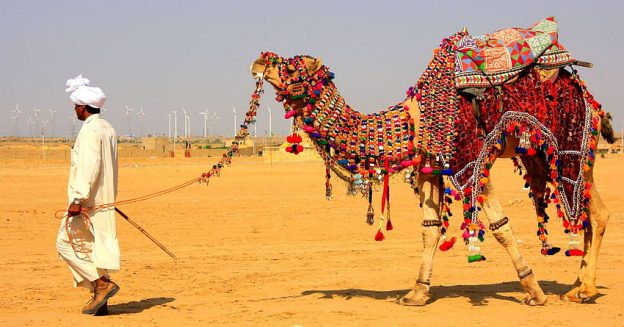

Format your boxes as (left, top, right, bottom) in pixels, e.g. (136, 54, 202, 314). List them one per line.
(256, 18, 604, 262)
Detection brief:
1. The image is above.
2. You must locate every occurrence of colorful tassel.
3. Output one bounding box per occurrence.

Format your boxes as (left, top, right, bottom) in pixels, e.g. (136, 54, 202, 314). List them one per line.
(439, 237, 456, 251)
(374, 229, 385, 241)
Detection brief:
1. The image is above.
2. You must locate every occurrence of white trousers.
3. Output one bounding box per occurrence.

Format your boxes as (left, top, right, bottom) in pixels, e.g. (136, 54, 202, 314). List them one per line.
(56, 215, 109, 292)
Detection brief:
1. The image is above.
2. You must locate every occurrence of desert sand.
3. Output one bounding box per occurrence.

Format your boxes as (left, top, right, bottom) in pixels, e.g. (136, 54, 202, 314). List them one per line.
(0, 144, 623, 326)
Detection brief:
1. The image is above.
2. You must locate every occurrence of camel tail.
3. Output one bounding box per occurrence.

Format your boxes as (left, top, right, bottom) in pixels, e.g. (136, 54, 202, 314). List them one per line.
(600, 112, 616, 144)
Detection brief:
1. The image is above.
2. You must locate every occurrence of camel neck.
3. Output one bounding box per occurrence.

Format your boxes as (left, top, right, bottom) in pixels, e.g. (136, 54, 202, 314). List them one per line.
(289, 81, 413, 174)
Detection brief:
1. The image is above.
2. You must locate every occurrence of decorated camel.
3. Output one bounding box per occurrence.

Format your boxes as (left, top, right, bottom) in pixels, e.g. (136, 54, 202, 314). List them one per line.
(247, 17, 613, 306)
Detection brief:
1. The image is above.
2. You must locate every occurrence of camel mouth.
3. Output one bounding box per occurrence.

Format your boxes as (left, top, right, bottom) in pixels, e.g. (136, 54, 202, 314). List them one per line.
(250, 59, 268, 80)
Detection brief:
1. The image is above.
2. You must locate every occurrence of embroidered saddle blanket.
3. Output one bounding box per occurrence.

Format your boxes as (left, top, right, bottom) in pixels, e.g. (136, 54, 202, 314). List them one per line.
(454, 17, 576, 88)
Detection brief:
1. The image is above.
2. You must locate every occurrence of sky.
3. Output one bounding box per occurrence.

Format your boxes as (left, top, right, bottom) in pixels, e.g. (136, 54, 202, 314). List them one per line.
(1, 0, 622, 138)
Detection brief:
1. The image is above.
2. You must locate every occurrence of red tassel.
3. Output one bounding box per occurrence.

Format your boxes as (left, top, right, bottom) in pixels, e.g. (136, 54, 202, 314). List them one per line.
(386, 219, 393, 231)
(374, 229, 385, 241)
(565, 249, 584, 256)
(439, 237, 456, 251)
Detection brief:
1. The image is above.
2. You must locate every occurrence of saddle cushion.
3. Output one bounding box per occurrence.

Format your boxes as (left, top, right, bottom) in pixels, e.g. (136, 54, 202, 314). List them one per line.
(454, 17, 575, 88)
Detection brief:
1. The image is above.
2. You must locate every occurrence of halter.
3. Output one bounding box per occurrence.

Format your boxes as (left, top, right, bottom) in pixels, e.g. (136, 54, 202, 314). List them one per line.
(259, 52, 332, 104)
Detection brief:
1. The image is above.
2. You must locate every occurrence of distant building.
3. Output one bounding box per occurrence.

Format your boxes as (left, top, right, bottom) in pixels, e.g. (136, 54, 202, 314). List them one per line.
(141, 137, 170, 152)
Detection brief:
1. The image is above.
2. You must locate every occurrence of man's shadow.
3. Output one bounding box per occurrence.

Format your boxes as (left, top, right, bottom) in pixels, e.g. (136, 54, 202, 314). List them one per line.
(302, 281, 606, 306)
(108, 297, 175, 315)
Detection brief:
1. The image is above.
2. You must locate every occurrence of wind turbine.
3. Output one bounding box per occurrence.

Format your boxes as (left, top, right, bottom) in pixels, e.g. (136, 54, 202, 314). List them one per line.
(211, 112, 219, 137)
(68, 114, 77, 140)
(124, 105, 135, 137)
(40, 120, 49, 159)
(233, 106, 237, 136)
(267, 107, 273, 137)
(33, 107, 41, 136)
(136, 107, 146, 137)
(48, 109, 57, 137)
(166, 113, 172, 139)
(182, 108, 190, 138)
(199, 108, 210, 139)
(11, 105, 21, 137)
(9, 116, 17, 138)
(171, 110, 178, 156)
(26, 116, 35, 138)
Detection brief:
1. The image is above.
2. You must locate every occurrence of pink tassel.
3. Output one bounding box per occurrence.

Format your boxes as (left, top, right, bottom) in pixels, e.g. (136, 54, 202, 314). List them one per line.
(284, 110, 297, 119)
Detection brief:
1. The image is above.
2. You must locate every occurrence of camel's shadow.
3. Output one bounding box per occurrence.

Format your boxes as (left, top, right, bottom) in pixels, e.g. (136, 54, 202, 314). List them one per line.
(302, 281, 607, 306)
(107, 297, 175, 315)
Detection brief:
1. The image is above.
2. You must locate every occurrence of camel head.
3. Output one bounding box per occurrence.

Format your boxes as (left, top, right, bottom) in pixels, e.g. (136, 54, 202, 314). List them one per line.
(250, 52, 329, 105)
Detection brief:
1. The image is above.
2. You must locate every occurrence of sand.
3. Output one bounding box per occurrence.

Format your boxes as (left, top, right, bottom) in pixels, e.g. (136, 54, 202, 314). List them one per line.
(0, 147, 623, 326)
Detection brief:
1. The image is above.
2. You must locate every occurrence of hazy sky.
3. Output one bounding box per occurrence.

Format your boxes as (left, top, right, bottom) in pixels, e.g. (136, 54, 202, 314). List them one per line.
(1, 0, 622, 137)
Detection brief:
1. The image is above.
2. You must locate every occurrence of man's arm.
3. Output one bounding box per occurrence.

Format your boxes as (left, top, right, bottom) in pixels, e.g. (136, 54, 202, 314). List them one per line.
(68, 128, 102, 215)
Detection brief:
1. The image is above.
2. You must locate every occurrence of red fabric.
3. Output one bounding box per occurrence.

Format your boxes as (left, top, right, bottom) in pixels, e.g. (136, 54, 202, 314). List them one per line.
(455, 70, 587, 210)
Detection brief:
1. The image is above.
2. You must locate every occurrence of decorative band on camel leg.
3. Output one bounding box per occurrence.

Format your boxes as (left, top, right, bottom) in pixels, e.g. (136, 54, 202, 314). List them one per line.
(517, 266, 534, 279)
(422, 220, 442, 227)
(489, 217, 509, 231)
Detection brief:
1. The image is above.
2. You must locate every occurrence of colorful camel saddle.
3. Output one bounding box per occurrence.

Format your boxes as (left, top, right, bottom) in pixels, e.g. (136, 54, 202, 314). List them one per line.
(454, 17, 575, 88)
(413, 17, 603, 256)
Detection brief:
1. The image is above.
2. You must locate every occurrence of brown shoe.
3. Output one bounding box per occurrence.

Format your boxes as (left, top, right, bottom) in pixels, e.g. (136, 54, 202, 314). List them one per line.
(94, 301, 108, 316)
(81, 278, 120, 315)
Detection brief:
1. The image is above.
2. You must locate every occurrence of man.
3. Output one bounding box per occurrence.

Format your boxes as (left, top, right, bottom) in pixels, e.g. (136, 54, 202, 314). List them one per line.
(56, 74, 120, 315)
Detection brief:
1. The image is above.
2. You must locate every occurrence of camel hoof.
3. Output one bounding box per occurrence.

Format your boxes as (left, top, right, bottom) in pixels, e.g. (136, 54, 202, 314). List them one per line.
(397, 289, 429, 306)
(563, 287, 598, 303)
(523, 296, 547, 306)
(397, 296, 428, 306)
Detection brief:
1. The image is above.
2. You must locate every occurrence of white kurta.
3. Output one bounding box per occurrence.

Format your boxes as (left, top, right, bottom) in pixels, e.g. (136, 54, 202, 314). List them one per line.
(56, 114, 119, 288)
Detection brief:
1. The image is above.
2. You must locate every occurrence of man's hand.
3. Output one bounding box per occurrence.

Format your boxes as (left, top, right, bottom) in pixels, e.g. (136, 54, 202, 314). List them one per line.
(68, 203, 82, 217)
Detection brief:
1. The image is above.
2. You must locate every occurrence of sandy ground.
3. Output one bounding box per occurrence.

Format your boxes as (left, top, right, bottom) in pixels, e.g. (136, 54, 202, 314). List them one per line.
(0, 149, 623, 326)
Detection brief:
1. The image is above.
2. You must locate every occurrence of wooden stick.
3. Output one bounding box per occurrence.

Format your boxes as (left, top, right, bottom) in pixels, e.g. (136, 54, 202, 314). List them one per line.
(115, 207, 177, 260)
(573, 60, 593, 68)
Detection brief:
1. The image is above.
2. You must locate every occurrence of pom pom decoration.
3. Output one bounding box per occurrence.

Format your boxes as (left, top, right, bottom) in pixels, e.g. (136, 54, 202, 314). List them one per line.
(439, 237, 456, 251)
(374, 229, 385, 241)
(565, 249, 585, 256)
(386, 219, 393, 231)
(285, 133, 304, 155)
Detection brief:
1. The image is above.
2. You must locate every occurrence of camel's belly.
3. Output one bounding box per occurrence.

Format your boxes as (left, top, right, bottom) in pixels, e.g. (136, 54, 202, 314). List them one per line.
(499, 136, 519, 158)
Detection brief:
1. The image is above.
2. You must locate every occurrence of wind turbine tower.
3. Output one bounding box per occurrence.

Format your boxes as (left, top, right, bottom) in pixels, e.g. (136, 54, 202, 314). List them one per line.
(211, 112, 219, 137)
(233, 106, 237, 136)
(48, 109, 57, 137)
(166, 113, 172, 139)
(33, 107, 41, 137)
(124, 105, 135, 137)
(199, 109, 210, 139)
(136, 107, 146, 137)
(10, 105, 21, 137)
(267, 107, 273, 137)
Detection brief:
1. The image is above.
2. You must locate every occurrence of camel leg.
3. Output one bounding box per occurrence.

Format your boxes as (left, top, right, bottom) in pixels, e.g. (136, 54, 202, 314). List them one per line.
(481, 181, 548, 305)
(399, 174, 442, 306)
(564, 171, 610, 302)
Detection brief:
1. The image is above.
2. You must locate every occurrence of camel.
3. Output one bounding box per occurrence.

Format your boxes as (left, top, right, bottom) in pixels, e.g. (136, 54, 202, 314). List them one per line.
(249, 19, 613, 306)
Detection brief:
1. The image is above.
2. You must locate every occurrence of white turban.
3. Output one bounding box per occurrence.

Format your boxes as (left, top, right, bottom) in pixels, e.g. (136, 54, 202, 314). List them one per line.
(66, 74, 106, 109)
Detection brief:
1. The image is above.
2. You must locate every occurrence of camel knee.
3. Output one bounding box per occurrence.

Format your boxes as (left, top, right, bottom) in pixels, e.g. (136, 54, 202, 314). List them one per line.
(591, 211, 610, 237)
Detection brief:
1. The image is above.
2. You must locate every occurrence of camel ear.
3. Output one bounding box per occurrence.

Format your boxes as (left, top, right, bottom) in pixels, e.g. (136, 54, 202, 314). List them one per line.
(306, 58, 323, 74)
